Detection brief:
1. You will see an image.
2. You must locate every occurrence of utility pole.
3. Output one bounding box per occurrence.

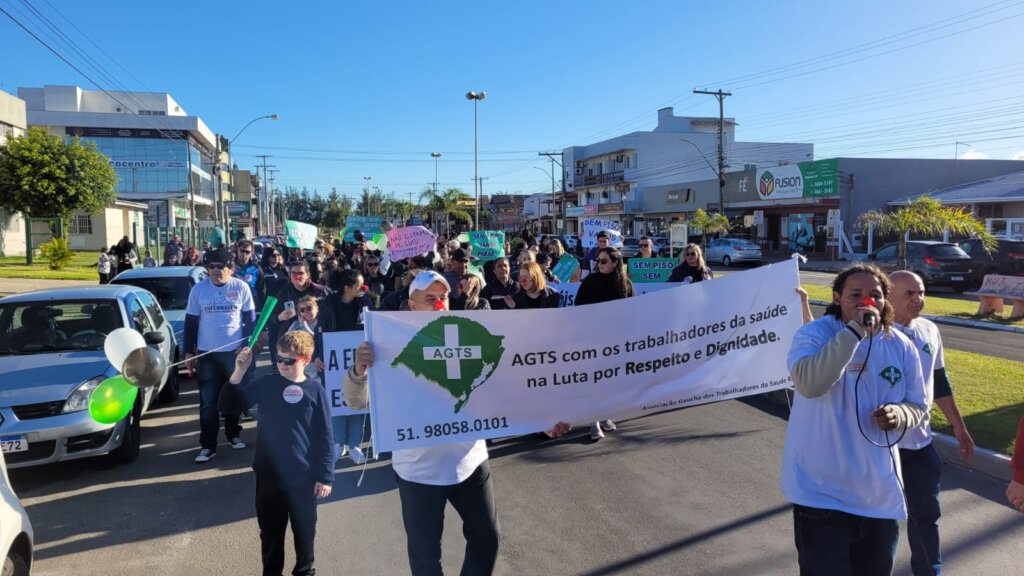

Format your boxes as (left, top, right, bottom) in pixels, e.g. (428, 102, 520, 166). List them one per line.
(539, 151, 564, 233)
(255, 155, 272, 234)
(693, 89, 732, 214)
(269, 169, 281, 228)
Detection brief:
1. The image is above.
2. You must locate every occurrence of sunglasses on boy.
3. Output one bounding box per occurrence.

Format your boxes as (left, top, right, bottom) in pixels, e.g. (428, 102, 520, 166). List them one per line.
(276, 356, 307, 366)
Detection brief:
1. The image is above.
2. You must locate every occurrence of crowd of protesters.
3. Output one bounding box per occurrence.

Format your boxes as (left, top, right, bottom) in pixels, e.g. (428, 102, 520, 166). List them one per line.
(165, 222, 1022, 576)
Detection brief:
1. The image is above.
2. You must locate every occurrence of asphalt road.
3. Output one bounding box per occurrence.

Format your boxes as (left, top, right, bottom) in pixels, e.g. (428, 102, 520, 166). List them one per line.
(9, 361, 1024, 576)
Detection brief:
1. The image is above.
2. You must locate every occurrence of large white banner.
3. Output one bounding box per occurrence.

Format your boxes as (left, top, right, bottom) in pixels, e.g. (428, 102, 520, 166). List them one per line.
(322, 331, 370, 416)
(364, 259, 802, 452)
(553, 282, 677, 307)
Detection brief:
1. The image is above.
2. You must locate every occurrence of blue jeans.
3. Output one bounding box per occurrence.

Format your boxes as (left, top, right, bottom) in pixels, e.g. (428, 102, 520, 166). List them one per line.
(333, 415, 365, 450)
(196, 350, 243, 451)
(900, 444, 943, 576)
(792, 504, 899, 575)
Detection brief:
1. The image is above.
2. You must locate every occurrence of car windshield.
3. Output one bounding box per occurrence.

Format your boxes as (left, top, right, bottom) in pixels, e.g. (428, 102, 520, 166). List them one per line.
(113, 277, 191, 310)
(927, 245, 968, 258)
(0, 299, 123, 355)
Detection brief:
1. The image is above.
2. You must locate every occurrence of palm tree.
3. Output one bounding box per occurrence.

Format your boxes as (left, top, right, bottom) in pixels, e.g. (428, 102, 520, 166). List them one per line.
(859, 195, 996, 269)
(419, 187, 473, 234)
(690, 208, 730, 248)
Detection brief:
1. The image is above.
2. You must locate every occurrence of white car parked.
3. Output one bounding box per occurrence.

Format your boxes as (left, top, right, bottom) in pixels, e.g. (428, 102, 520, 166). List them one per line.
(0, 452, 32, 575)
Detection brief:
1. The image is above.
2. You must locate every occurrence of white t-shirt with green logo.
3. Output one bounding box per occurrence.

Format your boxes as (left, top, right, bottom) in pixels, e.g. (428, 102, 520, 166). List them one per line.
(783, 316, 927, 520)
(895, 317, 944, 451)
(393, 441, 489, 486)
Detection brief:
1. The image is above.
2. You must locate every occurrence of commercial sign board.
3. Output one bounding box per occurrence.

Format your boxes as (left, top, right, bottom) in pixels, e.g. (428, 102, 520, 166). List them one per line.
(584, 204, 599, 215)
(565, 206, 585, 217)
(109, 160, 188, 170)
(226, 200, 252, 226)
(598, 202, 624, 214)
(665, 189, 694, 204)
(755, 159, 839, 201)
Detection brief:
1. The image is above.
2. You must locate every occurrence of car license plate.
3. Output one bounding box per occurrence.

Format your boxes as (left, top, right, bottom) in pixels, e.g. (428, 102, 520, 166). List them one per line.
(951, 275, 964, 281)
(0, 436, 28, 453)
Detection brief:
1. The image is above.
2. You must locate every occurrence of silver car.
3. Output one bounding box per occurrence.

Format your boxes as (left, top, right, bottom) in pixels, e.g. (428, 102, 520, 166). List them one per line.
(0, 286, 176, 468)
(704, 238, 763, 267)
(111, 265, 207, 377)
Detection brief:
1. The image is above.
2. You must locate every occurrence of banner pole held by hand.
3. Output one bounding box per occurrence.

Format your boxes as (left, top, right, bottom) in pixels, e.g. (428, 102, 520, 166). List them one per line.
(249, 295, 279, 348)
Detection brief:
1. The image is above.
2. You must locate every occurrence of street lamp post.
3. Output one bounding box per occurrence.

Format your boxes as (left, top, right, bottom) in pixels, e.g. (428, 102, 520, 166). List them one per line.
(466, 91, 486, 230)
(535, 166, 556, 234)
(363, 176, 372, 216)
(953, 141, 971, 187)
(430, 152, 442, 232)
(217, 114, 278, 236)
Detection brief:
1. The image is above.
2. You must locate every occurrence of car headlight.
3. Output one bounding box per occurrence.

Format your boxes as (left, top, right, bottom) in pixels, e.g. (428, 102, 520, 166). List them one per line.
(63, 376, 105, 414)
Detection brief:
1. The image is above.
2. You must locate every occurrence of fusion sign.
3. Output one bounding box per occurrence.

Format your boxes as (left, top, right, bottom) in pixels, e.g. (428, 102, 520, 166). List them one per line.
(755, 159, 839, 201)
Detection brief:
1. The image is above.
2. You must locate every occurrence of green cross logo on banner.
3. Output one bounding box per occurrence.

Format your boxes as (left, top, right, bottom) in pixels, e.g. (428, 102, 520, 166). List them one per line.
(922, 343, 933, 356)
(879, 366, 903, 388)
(392, 317, 506, 413)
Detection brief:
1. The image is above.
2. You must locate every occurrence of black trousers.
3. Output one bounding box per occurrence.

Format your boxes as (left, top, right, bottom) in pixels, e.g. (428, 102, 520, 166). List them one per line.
(255, 474, 319, 576)
(395, 462, 500, 576)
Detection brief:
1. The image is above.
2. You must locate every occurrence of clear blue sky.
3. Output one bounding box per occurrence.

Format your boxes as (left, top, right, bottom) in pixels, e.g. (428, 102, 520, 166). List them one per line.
(3, 0, 1023, 202)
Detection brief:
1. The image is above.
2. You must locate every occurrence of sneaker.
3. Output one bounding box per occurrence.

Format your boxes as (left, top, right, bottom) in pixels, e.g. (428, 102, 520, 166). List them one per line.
(349, 446, 366, 465)
(229, 437, 246, 450)
(195, 448, 216, 463)
(335, 444, 347, 462)
(600, 419, 617, 431)
(239, 410, 254, 422)
(590, 422, 604, 440)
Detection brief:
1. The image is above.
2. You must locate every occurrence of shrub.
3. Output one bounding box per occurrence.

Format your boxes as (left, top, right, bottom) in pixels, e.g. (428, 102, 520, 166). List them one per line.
(38, 237, 74, 270)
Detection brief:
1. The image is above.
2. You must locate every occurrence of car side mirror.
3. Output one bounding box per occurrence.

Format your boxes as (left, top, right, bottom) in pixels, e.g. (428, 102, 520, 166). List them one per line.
(143, 331, 165, 345)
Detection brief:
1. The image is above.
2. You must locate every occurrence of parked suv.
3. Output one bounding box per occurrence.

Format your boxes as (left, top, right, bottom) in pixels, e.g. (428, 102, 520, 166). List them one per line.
(958, 237, 1024, 288)
(867, 241, 972, 292)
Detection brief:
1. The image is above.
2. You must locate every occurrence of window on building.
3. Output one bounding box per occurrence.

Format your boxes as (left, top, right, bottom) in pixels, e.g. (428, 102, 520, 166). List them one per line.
(70, 215, 93, 235)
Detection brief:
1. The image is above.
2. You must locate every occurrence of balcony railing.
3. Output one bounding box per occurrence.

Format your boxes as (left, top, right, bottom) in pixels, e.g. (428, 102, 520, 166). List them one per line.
(575, 170, 625, 188)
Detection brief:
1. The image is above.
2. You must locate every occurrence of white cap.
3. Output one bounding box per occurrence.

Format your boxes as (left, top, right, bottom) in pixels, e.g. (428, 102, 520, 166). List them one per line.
(409, 270, 450, 295)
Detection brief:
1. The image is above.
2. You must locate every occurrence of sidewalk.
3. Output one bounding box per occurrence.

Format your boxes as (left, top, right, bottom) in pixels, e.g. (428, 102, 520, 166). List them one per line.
(0, 277, 94, 296)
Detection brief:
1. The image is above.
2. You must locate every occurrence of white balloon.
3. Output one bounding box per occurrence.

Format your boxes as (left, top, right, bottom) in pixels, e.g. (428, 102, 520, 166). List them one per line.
(364, 240, 378, 251)
(104, 327, 146, 371)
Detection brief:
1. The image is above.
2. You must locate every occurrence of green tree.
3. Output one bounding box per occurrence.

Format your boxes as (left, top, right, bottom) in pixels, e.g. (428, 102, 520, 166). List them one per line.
(859, 195, 996, 268)
(690, 208, 730, 248)
(0, 127, 117, 247)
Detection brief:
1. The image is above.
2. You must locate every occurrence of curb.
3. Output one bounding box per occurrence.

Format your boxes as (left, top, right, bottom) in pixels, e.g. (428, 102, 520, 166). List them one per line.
(807, 299, 1024, 335)
(763, 390, 1013, 483)
(932, 432, 1013, 482)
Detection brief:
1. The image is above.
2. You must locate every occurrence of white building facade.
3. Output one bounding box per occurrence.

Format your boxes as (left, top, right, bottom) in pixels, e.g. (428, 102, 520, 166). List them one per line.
(561, 107, 813, 236)
(19, 85, 222, 245)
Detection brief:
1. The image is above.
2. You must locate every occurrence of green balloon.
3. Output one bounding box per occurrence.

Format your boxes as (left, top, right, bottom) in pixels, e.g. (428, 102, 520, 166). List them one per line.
(372, 233, 386, 245)
(88, 375, 139, 424)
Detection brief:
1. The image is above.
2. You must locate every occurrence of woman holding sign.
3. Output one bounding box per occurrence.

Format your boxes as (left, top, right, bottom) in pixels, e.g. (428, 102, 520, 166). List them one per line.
(574, 246, 635, 440)
(549, 239, 582, 283)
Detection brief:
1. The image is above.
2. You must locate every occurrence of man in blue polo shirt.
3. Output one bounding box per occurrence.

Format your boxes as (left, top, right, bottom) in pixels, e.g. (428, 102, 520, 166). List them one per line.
(185, 247, 256, 463)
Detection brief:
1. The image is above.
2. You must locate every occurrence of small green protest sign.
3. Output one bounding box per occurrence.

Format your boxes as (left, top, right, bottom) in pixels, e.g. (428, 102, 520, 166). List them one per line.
(628, 257, 676, 283)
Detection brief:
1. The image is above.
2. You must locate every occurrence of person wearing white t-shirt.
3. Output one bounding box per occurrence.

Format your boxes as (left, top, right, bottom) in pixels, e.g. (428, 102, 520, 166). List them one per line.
(890, 270, 973, 576)
(343, 270, 569, 576)
(784, 263, 928, 575)
(184, 247, 256, 463)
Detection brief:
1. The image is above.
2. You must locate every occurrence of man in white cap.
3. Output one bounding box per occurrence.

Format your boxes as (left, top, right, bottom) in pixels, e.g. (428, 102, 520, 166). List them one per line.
(344, 270, 569, 575)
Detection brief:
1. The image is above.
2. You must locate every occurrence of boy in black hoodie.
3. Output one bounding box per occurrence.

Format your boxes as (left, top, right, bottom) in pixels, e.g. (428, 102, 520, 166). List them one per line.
(228, 331, 334, 576)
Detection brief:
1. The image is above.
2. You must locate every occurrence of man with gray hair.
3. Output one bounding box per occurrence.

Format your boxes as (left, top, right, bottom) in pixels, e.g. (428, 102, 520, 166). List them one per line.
(889, 270, 974, 576)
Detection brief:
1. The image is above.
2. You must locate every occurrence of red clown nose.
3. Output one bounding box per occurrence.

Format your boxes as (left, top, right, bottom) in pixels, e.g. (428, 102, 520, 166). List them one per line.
(433, 298, 446, 311)
(860, 296, 877, 307)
